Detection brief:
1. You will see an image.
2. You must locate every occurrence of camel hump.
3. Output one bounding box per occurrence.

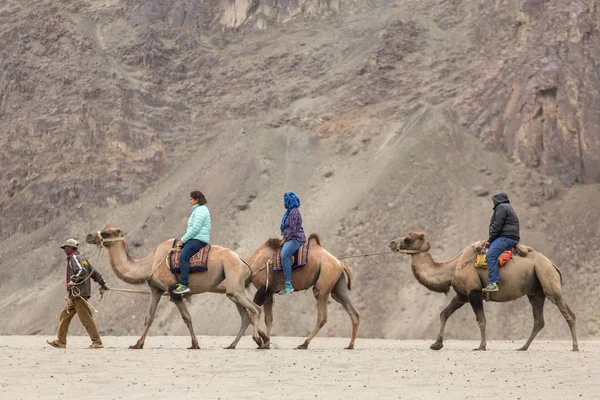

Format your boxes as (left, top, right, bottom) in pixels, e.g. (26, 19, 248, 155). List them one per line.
(308, 233, 321, 246)
(265, 238, 281, 250)
(515, 244, 534, 257)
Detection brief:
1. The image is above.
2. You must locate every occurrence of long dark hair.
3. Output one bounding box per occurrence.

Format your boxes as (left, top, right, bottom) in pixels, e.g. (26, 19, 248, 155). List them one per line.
(190, 191, 207, 205)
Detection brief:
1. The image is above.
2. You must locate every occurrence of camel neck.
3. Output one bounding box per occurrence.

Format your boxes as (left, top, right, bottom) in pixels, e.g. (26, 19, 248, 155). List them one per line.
(410, 252, 457, 294)
(106, 240, 154, 284)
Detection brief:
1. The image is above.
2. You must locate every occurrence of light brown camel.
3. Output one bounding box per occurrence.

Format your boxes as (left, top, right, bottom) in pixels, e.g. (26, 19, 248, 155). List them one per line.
(388, 231, 578, 352)
(224, 234, 360, 350)
(85, 227, 264, 349)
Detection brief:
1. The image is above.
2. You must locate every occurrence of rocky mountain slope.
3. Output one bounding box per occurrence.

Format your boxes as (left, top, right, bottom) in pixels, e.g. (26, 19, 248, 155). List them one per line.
(1, 0, 599, 343)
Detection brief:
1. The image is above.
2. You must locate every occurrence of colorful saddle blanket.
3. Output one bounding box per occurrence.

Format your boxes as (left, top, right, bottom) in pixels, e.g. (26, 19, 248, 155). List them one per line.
(168, 239, 210, 273)
(271, 242, 310, 271)
(475, 248, 513, 269)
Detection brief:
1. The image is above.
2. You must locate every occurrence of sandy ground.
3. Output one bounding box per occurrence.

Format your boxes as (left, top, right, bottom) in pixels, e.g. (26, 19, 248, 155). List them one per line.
(0, 336, 598, 400)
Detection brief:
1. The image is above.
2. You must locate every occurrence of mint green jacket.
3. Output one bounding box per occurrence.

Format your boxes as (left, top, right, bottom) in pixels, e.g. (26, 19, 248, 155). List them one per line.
(181, 204, 211, 243)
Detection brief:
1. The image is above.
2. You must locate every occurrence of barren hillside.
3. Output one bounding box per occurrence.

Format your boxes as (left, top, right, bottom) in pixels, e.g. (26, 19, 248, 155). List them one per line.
(1, 0, 599, 342)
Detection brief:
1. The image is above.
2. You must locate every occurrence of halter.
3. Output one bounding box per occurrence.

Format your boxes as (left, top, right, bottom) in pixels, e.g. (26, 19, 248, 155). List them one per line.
(96, 231, 124, 248)
(395, 249, 423, 254)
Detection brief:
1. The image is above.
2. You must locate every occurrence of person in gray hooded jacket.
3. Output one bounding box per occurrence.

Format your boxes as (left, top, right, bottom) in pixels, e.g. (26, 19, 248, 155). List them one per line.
(482, 192, 520, 292)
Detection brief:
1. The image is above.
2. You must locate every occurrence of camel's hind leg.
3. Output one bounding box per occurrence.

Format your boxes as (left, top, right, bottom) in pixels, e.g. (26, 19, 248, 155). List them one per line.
(547, 294, 578, 351)
(172, 298, 200, 349)
(226, 291, 263, 348)
(517, 290, 546, 351)
(468, 291, 487, 351)
(224, 303, 250, 350)
(430, 293, 468, 351)
(130, 284, 163, 349)
(331, 274, 360, 350)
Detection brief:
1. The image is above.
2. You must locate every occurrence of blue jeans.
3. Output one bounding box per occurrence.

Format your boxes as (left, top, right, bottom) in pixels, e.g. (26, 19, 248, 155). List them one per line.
(180, 239, 207, 286)
(486, 237, 519, 284)
(281, 240, 304, 283)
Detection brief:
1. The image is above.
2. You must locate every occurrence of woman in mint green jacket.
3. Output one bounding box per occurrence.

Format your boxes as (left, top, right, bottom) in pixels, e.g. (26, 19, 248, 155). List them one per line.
(173, 190, 211, 294)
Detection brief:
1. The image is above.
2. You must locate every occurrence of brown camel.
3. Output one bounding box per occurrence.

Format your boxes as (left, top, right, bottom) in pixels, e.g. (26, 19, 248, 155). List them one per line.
(388, 231, 578, 351)
(224, 234, 360, 350)
(85, 227, 264, 349)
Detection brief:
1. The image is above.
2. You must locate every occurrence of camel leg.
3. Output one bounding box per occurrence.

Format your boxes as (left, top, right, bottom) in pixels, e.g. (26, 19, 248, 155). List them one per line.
(517, 290, 546, 351)
(297, 286, 330, 350)
(173, 299, 200, 349)
(468, 291, 487, 351)
(430, 293, 468, 351)
(551, 295, 578, 351)
(224, 303, 250, 350)
(130, 285, 163, 349)
(262, 296, 274, 349)
(226, 291, 263, 348)
(331, 275, 360, 350)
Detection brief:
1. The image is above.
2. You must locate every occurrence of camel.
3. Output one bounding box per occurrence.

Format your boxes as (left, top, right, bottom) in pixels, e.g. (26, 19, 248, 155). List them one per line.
(85, 227, 264, 349)
(388, 231, 578, 352)
(225, 234, 360, 350)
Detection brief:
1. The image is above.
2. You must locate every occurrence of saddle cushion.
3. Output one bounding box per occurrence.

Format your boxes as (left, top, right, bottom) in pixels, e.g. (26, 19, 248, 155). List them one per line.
(168, 239, 211, 273)
(271, 242, 310, 271)
(475, 249, 513, 269)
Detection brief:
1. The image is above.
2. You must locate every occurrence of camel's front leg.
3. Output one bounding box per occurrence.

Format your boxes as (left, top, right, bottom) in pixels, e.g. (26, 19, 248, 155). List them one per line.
(468, 291, 487, 351)
(262, 296, 274, 349)
(430, 293, 468, 350)
(130, 285, 163, 349)
(173, 298, 200, 349)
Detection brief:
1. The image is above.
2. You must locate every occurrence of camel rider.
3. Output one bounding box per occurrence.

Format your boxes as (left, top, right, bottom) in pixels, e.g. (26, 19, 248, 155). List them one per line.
(279, 192, 306, 295)
(47, 239, 108, 349)
(173, 190, 211, 295)
(482, 192, 520, 292)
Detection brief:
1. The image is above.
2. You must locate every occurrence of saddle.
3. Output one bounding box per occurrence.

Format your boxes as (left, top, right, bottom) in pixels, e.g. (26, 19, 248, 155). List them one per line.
(168, 239, 211, 273)
(474, 244, 531, 269)
(271, 242, 310, 271)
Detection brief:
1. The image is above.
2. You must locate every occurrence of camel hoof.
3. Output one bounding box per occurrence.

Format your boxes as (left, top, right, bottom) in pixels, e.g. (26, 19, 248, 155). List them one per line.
(472, 347, 486, 351)
(345, 345, 354, 350)
(572, 347, 580, 352)
(296, 344, 308, 350)
(129, 344, 143, 349)
(224, 345, 236, 350)
(516, 347, 528, 351)
(430, 342, 443, 351)
(188, 343, 200, 350)
(258, 343, 270, 350)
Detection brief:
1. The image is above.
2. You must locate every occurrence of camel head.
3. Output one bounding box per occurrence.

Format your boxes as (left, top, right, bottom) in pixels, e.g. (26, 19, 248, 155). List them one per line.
(388, 231, 431, 254)
(86, 227, 125, 247)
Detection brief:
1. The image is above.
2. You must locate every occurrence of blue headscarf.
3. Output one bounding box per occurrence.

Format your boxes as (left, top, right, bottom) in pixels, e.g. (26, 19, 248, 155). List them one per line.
(280, 192, 301, 234)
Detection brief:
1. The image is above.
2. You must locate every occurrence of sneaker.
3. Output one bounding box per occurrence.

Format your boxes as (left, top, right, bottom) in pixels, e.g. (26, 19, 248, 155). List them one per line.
(46, 339, 66, 349)
(278, 283, 294, 296)
(88, 343, 104, 349)
(173, 284, 190, 295)
(482, 283, 499, 292)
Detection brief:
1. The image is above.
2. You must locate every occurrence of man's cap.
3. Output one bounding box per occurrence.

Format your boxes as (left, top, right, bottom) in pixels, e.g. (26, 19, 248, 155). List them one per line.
(60, 238, 79, 249)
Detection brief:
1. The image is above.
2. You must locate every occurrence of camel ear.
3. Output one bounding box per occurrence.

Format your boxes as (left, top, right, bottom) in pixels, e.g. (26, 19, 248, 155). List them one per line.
(418, 234, 425, 240)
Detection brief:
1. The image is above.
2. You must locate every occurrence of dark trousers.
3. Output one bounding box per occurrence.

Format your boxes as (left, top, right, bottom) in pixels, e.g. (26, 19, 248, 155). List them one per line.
(180, 239, 207, 286)
(486, 237, 519, 284)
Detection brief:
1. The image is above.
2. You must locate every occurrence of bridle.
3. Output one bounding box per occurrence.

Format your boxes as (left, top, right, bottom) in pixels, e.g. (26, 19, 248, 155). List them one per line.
(96, 231, 124, 248)
(395, 249, 423, 254)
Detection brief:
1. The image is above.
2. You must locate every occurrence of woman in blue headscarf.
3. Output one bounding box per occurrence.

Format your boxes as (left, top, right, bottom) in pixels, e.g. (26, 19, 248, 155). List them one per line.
(279, 192, 306, 295)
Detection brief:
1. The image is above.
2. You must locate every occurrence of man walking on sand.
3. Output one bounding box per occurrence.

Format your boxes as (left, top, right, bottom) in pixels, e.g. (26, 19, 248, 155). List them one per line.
(47, 239, 109, 349)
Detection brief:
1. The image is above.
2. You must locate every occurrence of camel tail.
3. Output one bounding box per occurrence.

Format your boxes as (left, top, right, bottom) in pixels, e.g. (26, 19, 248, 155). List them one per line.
(240, 257, 253, 288)
(342, 262, 353, 291)
(552, 263, 563, 285)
